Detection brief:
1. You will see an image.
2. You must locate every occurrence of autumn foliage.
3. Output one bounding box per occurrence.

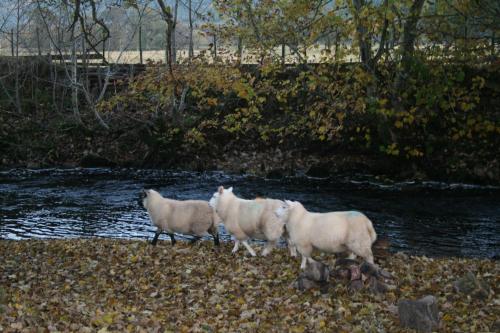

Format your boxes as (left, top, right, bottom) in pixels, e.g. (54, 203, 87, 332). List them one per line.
(0, 0, 499, 182)
(0, 239, 498, 332)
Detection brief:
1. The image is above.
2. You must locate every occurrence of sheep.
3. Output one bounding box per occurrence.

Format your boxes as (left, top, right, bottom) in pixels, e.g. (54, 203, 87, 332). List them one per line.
(275, 200, 377, 269)
(141, 189, 220, 246)
(209, 186, 290, 257)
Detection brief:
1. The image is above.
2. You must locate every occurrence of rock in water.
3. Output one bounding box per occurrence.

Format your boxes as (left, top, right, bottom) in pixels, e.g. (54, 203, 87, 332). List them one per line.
(453, 271, 490, 300)
(398, 295, 439, 333)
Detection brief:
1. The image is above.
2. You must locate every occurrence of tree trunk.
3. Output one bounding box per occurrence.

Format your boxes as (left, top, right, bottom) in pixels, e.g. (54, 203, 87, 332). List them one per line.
(491, 32, 495, 58)
(82, 34, 89, 94)
(463, 15, 468, 62)
(334, 29, 340, 61)
(10, 29, 14, 57)
(213, 33, 217, 60)
(36, 26, 42, 56)
(237, 36, 243, 63)
(14, 0, 22, 114)
(352, 0, 372, 67)
(71, 32, 82, 125)
(138, 21, 143, 64)
(281, 43, 285, 66)
(172, 0, 179, 64)
(102, 36, 106, 64)
(395, 0, 426, 92)
(157, 0, 174, 73)
(188, 0, 194, 59)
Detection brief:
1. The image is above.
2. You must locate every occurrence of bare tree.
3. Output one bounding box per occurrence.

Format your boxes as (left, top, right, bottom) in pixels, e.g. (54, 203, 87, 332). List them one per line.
(157, 0, 174, 71)
(188, 0, 193, 59)
(172, 0, 179, 64)
(395, 0, 426, 92)
(34, 0, 145, 129)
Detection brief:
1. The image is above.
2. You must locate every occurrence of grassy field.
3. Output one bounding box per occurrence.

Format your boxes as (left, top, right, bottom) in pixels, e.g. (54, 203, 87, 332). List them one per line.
(0, 46, 359, 64)
(1, 239, 498, 332)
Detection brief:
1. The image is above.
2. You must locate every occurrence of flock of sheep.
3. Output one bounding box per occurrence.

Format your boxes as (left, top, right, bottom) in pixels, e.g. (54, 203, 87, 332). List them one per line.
(141, 186, 377, 270)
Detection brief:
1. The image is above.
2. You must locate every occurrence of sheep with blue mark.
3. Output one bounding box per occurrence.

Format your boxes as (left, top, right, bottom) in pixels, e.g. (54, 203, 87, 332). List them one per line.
(275, 200, 377, 269)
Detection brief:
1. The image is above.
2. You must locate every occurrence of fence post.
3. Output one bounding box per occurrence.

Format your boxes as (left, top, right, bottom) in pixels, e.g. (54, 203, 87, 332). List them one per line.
(35, 27, 42, 56)
(213, 33, 217, 60)
(281, 43, 285, 66)
(492, 32, 496, 58)
(102, 37, 106, 64)
(139, 23, 143, 64)
(11, 29, 14, 57)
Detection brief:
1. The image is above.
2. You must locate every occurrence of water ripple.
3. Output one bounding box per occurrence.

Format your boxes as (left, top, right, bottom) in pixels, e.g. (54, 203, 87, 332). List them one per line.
(0, 168, 499, 258)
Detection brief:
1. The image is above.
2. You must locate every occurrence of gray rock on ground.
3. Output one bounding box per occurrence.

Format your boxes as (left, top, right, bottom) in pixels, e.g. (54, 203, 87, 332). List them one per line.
(453, 271, 490, 300)
(295, 261, 330, 292)
(398, 295, 439, 333)
(304, 260, 330, 282)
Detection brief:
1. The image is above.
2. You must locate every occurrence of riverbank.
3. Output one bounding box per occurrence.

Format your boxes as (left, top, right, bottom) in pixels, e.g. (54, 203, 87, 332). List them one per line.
(0, 239, 498, 332)
(2, 61, 500, 184)
(0, 123, 498, 185)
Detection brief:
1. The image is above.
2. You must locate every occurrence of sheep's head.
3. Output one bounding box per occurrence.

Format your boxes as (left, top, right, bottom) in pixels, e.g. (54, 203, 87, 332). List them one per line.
(274, 200, 298, 222)
(140, 189, 151, 208)
(209, 186, 232, 209)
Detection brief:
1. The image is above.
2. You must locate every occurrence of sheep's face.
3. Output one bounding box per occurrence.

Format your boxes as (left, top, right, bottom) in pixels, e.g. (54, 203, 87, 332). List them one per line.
(140, 189, 150, 208)
(208, 193, 219, 208)
(274, 200, 297, 222)
(209, 186, 232, 209)
(275, 201, 290, 221)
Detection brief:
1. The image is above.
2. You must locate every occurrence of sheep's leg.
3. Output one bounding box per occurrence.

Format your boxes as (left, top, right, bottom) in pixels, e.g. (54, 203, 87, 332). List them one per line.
(300, 255, 308, 269)
(297, 244, 313, 269)
(151, 230, 161, 246)
(211, 232, 220, 246)
(307, 257, 317, 264)
(347, 252, 357, 260)
(287, 239, 297, 257)
(242, 241, 257, 257)
(349, 244, 375, 265)
(208, 225, 220, 246)
(262, 240, 276, 256)
(232, 240, 240, 254)
(168, 233, 176, 246)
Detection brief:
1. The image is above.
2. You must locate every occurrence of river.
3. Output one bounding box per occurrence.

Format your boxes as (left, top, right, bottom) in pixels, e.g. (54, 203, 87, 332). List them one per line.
(0, 168, 498, 258)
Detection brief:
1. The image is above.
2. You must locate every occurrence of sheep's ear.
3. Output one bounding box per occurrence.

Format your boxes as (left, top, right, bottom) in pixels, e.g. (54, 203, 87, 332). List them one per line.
(142, 189, 149, 196)
(285, 200, 292, 206)
(218, 186, 224, 194)
(227, 187, 233, 192)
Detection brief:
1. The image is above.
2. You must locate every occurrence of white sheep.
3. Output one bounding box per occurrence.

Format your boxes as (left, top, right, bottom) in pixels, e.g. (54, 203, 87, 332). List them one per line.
(275, 200, 377, 269)
(141, 189, 220, 246)
(209, 186, 290, 257)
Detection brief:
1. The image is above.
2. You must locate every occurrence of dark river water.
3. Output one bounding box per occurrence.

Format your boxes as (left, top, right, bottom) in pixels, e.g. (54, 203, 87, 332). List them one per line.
(0, 168, 499, 258)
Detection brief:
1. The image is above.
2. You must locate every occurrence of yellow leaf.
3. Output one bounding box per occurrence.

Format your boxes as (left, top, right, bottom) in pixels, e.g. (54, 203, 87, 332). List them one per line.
(101, 313, 114, 325)
(443, 313, 453, 322)
(207, 98, 218, 106)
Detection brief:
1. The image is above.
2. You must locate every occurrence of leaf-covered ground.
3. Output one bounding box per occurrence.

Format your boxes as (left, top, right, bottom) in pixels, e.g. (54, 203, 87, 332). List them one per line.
(0, 239, 498, 332)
